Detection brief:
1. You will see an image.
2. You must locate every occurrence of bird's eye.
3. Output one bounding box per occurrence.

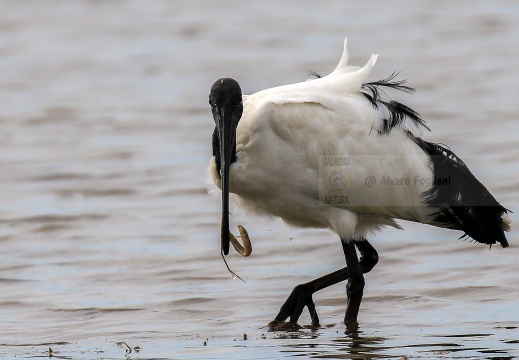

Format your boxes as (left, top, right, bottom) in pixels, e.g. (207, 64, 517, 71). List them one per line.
(209, 99, 215, 108)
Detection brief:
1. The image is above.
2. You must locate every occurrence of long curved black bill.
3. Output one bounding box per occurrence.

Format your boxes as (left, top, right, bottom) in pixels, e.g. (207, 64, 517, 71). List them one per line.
(218, 106, 235, 255)
(210, 77, 242, 256)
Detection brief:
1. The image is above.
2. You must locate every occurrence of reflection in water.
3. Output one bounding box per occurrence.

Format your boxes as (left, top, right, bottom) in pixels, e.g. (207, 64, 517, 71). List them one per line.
(274, 330, 390, 359)
(269, 325, 519, 359)
(331, 334, 389, 359)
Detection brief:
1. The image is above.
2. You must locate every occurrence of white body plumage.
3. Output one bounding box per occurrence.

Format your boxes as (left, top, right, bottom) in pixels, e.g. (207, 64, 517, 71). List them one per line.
(209, 39, 441, 241)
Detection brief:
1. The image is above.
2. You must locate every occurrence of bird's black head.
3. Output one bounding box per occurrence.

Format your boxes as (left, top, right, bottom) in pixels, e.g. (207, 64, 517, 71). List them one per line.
(209, 77, 243, 173)
(209, 77, 243, 111)
(209, 78, 243, 256)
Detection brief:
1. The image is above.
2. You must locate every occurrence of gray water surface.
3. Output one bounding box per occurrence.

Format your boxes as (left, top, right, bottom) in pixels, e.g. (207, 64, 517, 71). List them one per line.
(1, 1, 518, 359)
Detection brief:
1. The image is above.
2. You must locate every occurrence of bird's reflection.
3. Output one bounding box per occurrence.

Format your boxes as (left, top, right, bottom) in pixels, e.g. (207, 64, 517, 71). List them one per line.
(272, 324, 390, 359)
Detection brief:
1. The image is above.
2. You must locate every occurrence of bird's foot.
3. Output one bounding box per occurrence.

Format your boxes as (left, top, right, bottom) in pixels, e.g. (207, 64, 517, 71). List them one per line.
(344, 319, 359, 334)
(271, 284, 320, 328)
(267, 320, 303, 332)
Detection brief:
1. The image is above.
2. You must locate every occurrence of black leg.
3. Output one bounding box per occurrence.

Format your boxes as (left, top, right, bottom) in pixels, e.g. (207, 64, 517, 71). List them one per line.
(270, 238, 378, 329)
(342, 241, 364, 331)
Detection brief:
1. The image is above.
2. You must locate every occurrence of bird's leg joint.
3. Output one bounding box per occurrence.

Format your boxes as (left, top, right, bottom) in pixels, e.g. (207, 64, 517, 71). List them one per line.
(346, 273, 365, 299)
(358, 242, 379, 274)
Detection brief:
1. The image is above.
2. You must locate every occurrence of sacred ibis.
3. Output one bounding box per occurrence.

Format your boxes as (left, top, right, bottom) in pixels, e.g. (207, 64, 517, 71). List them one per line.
(208, 39, 511, 331)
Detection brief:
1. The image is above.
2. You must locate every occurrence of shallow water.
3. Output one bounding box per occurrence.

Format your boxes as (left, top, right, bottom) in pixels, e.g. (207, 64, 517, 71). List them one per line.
(1, 1, 519, 359)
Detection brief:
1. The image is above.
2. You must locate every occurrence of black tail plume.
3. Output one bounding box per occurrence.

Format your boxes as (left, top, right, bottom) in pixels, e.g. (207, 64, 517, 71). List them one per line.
(415, 139, 510, 248)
